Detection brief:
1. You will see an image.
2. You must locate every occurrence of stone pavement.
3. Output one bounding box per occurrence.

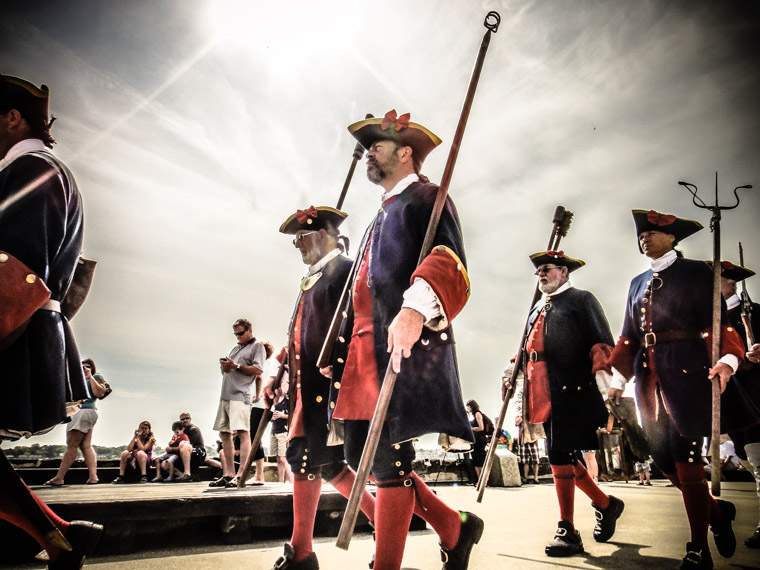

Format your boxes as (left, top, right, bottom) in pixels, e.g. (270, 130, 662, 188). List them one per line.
(50, 480, 760, 569)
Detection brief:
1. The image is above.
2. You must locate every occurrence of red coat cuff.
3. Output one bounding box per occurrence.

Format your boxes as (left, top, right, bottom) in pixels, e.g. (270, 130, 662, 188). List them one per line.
(702, 325, 746, 362)
(589, 343, 613, 374)
(411, 245, 470, 322)
(608, 336, 638, 379)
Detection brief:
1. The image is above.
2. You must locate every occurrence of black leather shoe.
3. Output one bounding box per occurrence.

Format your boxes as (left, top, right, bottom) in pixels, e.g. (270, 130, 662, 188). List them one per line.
(746, 527, 760, 549)
(439, 511, 484, 569)
(679, 542, 714, 569)
(272, 543, 319, 569)
(209, 475, 232, 488)
(48, 520, 103, 570)
(545, 520, 584, 557)
(592, 495, 624, 542)
(710, 499, 736, 558)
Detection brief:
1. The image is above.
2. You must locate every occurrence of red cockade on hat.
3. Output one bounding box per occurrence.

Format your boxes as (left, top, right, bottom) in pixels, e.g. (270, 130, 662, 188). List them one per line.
(295, 206, 319, 224)
(646, 210, 676, 226)
(720, 261, 735, 272)
(546, 250, 564, 258)
(381, 109, 410, 132)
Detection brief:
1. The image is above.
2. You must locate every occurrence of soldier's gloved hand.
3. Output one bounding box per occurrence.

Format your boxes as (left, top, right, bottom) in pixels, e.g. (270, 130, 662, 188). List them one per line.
(387, 307, 425, 374)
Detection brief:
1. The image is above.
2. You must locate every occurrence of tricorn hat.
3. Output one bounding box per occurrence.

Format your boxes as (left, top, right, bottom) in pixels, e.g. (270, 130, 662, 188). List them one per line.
(279, 206, 347, 235)
(348, 109, 442, 164)
(632, 209, 702, 252)
(0, 75, 51, 129)
(705, 260, 755, 282)
(529, 250, 585, 273)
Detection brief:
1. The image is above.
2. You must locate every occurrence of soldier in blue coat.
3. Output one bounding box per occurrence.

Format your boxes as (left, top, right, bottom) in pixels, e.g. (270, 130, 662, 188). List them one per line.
(519, 251, 625, 557)
(608, 210, 760, 569)
(325, 110, 482, 570)
(271, 206, 376, 570)
(0, 74, 101, 569)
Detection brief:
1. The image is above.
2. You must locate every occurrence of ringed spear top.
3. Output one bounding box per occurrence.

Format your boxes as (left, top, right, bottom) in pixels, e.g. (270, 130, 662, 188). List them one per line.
(335, 10, 501, 550)
(678, 173, 753, 496)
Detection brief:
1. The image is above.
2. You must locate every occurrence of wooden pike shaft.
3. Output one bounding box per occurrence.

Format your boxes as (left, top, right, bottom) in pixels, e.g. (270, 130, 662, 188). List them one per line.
(476, 206, 570, 501)
(335, 11, 501, 550)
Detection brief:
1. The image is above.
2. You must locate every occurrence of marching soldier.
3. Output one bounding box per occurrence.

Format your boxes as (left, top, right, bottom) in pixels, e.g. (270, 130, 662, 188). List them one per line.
(713, 260, 760, 549)
(0, 74, 102, 567)
(271, 207, 376, 569)
(511, 250, 624, 557)
(325, 110, 483, 570)
(608, 210, 760, 569)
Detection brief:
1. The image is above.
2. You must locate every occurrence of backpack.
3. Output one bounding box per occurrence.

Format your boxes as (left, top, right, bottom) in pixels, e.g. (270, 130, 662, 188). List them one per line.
(482, 414, 494, 436)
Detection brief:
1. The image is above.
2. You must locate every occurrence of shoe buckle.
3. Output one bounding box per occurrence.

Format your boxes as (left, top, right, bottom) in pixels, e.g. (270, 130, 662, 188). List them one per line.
(555, 527, 567, 538)
(273, 557, 287, 569)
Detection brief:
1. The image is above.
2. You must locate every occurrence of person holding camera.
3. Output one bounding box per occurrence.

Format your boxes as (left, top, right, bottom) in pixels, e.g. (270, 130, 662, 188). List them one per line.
(45, 358, 108, 486)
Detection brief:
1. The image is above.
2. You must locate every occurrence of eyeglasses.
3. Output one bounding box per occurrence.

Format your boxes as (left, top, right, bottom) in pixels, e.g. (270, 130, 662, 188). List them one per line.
(234, 330, 248, 337)
(292, 231, 316, 245)
(534, 265, 561, 276)
(180, 417, 191, 421)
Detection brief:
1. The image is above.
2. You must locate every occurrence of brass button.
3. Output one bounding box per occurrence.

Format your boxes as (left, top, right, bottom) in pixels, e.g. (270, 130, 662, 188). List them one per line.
(330, 402, 335, 409)
(394, 444, 401, 450)
(300, 468, 305, 473)
(316, 395, 323, 403)
(339, 336, 345, 343)
(342, 311, 348, 318)
(308, 473, 316, 480)
(421, 339, 430, 346)
(642, 363, 647, 368)
(337, 358, 345, 364)
(456, 263, 462, 271)
(688, 458, 694, 463)
(440, 332, 448, 341)
(303, 455, 307, 460)
(334, 382, 341, 389)
(294, 327, 298, 332)
(399, 470, 405, 476)
(0, 253, 7, 263)
(26, 274, 37, 284)
(395, 461, 401, 467)
(297, 383, 301, 389)
(295, 355, 300, 360)
(624, 340, 629, 345)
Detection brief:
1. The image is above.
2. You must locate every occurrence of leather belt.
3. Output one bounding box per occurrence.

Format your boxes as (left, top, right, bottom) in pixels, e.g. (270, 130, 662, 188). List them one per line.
(643, 330, 701, 348)
(39, 299, 61, 312)
(527, 349, 546, 362)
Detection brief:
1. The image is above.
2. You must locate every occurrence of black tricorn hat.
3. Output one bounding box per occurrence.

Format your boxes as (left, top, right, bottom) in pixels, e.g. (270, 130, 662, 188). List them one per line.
(0, 75, 51, 128)
(705, 260, 756, 282)
(632, 209, 703, 252)
(529, 250, 585, 273)
(348, 109, 442, 164)
(279, 206, 347, 235)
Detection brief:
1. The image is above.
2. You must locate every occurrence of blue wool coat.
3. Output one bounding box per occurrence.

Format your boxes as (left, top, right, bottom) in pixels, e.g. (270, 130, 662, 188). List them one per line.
(328, 181, 473, 445)
(0, 150, 88, 436)
(612, 257, 759, 438)
(287, 253, 353, 466)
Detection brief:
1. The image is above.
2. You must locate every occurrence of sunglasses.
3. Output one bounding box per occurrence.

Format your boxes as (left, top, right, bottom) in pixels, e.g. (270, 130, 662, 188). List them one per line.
(234, 330, 248, 337)
(180, 417, 191, 421)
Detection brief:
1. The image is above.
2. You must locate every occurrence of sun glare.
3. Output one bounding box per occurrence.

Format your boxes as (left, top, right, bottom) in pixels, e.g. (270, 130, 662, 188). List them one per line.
(206, 0, 356, 64)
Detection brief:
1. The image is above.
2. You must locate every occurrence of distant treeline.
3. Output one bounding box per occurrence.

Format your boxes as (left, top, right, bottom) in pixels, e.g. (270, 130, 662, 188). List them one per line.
(4, 443, 219, 460)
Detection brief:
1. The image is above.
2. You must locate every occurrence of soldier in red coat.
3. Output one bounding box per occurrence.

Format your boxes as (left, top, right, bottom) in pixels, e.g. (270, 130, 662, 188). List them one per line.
(0, 74, 101, 568)
(271, 206, 376, 570)
(325, 111, 482, 570)
(608, 210, 760, 569)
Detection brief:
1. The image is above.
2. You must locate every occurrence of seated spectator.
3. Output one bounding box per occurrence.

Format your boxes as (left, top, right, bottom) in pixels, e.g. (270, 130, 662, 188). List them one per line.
(175, 412, 207, 482)
(113, 421, 156, 484)
(152, 420, 189, 482)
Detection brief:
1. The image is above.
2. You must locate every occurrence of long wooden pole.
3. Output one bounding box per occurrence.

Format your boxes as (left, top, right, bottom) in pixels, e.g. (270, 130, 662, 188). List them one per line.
(240, 114, 372, 487)
(476, 206, 572, 501)
(335, 11, 501, 550)
(708, 195, 722, 497)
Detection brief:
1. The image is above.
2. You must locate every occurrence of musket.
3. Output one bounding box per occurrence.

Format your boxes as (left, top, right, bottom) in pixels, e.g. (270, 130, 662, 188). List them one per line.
(475, 206, 572, 501)
(739, 242, 756, 346)
(679, 174, 753, 496)
(239, 120, 370, 487)
(335, 11, 501, 550)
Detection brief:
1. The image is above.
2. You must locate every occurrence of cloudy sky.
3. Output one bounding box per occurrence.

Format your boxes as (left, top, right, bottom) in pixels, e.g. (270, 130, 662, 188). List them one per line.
(2, 0, 759, 448)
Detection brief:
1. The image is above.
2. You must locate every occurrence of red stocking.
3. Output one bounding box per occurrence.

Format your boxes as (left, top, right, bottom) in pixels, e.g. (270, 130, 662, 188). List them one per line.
(408, 471, 461, 550)
(0, 482, 69, 556)
(374, 482, 414, 570)
(551, 464, 576, 524)
(329, 465, 375, 524)
(290, 475, 322, 562)
(675, 462, 710, 549)
(574, 462, 609, 509)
